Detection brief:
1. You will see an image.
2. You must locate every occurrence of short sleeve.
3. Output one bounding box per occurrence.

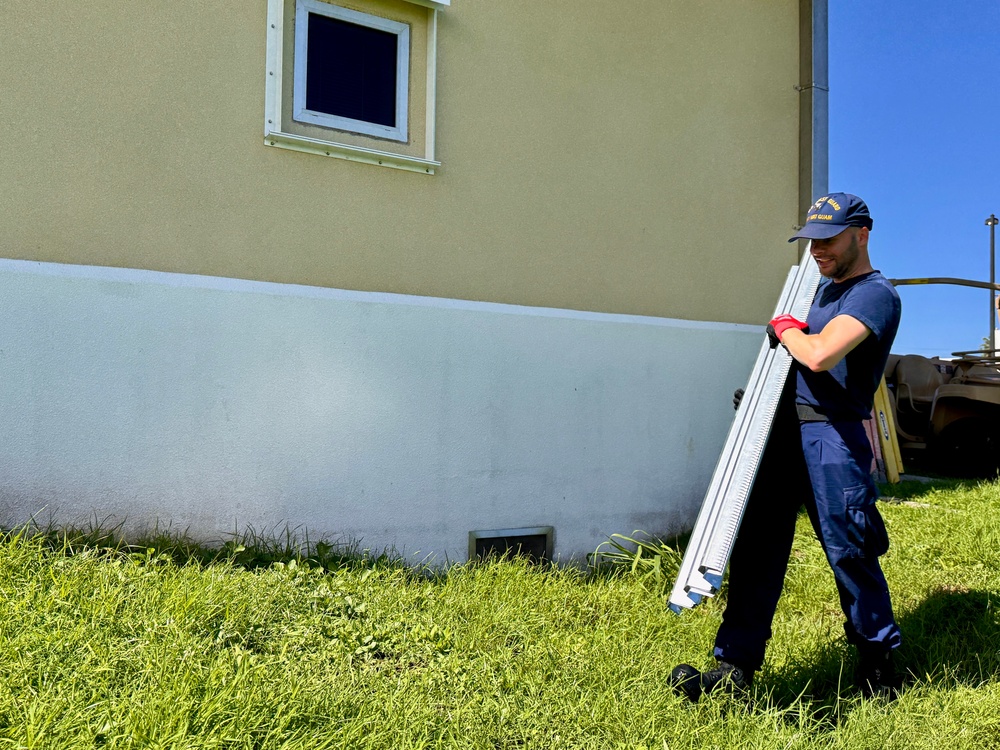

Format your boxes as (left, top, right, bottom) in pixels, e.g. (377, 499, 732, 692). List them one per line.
(837, 278, 901, 342)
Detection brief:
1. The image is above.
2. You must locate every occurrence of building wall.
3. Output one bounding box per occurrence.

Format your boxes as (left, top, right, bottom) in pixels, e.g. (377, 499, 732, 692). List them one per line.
(0, 260, 758, 562)
(3, 0, 801, 324)
(1, 1, 806, 559)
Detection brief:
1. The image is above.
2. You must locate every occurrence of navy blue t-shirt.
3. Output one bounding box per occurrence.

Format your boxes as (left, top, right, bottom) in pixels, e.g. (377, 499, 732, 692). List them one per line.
(796, 270, 901, 421)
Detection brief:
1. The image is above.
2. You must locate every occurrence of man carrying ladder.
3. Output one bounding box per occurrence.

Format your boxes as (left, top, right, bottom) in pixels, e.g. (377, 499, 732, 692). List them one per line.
(670, 193, 904, 701)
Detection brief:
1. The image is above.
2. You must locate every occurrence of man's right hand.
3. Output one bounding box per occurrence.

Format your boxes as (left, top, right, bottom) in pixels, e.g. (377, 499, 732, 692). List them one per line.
(733, 388, 744, 411)
(766, 314, 809, 349)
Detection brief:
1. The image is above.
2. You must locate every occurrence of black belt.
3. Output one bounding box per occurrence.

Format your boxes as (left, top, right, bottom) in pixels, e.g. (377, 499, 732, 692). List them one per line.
(796, 403, 830, 422)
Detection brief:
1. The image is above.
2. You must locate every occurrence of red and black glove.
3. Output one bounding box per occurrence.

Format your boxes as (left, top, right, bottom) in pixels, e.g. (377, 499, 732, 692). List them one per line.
(766, 314, 808, 349)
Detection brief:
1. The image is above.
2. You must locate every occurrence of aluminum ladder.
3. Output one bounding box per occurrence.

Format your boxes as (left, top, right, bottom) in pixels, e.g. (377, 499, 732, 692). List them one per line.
(668, 246, 820, 613)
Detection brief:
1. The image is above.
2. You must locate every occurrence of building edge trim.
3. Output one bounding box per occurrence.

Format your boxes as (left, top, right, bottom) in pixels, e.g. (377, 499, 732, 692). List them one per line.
(0, 258, 758, 333)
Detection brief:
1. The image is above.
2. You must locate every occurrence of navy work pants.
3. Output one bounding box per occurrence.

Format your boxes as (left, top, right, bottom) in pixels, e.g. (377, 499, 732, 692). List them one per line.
(713, 393, 901, 672)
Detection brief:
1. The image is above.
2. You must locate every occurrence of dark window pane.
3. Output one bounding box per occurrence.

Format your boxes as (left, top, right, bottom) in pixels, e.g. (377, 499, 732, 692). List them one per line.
(306, 13, 398, 128)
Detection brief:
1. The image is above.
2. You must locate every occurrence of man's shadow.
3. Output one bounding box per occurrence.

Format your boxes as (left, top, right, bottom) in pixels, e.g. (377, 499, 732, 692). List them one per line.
(894, 585, 1000, 685)
(764, 585, 999, 709)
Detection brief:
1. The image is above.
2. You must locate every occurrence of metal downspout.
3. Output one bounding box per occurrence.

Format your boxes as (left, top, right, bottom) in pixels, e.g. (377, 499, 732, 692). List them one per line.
(799, 0, 829, 217)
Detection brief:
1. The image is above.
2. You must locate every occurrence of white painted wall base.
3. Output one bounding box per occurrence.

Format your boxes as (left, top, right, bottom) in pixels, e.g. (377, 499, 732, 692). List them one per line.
(0, 260, 760, 563)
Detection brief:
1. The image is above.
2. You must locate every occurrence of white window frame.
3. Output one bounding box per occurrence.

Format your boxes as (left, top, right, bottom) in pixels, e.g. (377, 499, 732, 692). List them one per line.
(265, 0, 449, 175)
(292, 0, 410, 143)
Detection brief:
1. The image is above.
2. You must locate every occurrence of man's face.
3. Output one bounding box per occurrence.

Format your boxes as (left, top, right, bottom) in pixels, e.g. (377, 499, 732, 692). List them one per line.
(810, 227, 862, 282)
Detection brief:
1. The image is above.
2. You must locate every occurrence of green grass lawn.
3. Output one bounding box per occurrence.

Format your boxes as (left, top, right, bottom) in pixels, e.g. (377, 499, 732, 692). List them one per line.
(1, 478, 998, 749)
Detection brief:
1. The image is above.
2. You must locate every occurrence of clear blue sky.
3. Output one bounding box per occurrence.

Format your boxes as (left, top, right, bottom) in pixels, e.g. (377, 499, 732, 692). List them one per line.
(829, 1, 1000, 357)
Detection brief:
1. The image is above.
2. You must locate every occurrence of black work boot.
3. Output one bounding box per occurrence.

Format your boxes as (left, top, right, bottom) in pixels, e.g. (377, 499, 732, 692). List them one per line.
(669, 661, 753, 703)
(855, 650, 901, 698)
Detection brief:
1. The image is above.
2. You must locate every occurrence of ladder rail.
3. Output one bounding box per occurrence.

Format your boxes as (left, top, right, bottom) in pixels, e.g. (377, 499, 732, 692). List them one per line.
(701, 255, 821, 579)
(668, 246, 820, 612)
(670, 269, 798, 600)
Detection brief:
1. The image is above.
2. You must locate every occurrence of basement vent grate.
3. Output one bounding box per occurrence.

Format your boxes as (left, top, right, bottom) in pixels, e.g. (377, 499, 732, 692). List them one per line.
(469, 526, 554, 564)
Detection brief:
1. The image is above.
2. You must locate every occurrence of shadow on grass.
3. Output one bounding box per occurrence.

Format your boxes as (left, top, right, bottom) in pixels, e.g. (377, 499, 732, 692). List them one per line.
(877, 476, 977, 502)
(896, 585, 1000, 685)
(0, 519, 419, 578)
(755, 584, 999, 728)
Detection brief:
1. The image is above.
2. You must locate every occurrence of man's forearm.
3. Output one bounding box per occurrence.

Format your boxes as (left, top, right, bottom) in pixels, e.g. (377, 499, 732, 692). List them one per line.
(779, 314, 870, 372)
(780, 329, 832, 372)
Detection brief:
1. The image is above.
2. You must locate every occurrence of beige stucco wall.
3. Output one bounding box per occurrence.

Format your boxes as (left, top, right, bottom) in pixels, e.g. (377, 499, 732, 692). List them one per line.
(3, 0, 801, 325)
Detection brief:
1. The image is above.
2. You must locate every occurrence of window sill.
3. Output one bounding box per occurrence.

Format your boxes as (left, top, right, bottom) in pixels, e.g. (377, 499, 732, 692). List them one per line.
(264, 130, 440, 175)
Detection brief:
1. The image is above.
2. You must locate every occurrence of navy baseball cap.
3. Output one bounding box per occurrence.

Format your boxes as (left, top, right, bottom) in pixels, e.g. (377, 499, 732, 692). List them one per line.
(788, 193, 873, 242)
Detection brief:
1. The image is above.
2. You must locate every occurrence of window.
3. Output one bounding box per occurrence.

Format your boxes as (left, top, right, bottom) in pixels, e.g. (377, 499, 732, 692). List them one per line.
(293, 1, 409, 142)
(265, 0, 448, 174)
